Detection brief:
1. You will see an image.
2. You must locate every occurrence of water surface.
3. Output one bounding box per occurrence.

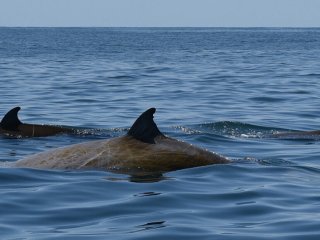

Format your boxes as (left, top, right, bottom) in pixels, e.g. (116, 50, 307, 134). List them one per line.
(0, 28, 320, 239)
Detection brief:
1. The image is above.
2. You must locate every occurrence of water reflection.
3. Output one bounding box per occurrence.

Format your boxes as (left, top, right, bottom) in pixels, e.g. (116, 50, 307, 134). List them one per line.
(129, 173, 168, 183)
(131, 221, 166, 233)
(105, 172, 171, 183)
(133, 192, 161, 197)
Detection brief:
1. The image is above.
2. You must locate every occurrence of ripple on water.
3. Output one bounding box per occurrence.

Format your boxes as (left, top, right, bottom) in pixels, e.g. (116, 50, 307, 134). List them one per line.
(1, 28, 320, 239)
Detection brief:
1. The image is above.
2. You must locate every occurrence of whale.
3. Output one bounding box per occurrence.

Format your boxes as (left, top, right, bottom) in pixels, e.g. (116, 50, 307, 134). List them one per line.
(15, 108, 229, 174)
(0, 107, 75, 137)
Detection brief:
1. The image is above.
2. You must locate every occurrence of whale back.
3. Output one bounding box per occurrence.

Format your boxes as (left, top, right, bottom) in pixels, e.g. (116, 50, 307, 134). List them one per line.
(15, 108, 229, 174)
(15, 139, 110, 169)
(83, 135, 228, 172)
(15, 135, 228, 173)
(16, 124, 73, 137)
(0, 107, 73, 137)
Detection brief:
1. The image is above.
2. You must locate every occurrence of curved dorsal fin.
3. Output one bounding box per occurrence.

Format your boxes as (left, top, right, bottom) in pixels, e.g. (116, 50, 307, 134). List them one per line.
(0, 107, 23, 131)
(128, 108, 163, 144)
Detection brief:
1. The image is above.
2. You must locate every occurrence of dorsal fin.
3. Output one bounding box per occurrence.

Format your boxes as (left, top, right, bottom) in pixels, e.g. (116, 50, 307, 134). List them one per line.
(128, 108, 163, 144)
(0, 107, 23, 131)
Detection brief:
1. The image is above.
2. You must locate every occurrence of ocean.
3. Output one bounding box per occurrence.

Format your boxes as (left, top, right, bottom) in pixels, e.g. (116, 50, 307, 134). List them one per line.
(0, 27, 320, 239)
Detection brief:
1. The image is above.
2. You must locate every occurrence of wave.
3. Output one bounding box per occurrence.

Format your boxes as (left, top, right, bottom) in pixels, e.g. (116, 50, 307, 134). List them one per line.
(174, 121, 320, 141)
(176, 121, 286, 139)
(73, 127, 127, 137)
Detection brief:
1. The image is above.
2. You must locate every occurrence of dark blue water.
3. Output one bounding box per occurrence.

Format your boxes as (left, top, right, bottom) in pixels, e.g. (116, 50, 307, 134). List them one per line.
(1, 28, 320, 239)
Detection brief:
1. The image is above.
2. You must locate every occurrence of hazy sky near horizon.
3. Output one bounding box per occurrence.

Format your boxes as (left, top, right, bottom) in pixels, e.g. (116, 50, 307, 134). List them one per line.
(1, 0, 320, 27)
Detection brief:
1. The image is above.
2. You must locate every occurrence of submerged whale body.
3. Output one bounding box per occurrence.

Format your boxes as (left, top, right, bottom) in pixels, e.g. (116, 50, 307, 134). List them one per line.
(15, 108, 229, 174)
(0, 107, 74, 137)
(271, 130, 320, 139)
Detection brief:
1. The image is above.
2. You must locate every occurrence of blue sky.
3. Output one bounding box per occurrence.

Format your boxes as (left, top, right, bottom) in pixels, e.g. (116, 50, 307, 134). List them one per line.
(0, 0, 320, 27)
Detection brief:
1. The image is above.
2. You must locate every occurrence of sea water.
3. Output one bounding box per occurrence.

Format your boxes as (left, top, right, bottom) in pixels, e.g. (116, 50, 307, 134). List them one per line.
(0, 28, 320, 239)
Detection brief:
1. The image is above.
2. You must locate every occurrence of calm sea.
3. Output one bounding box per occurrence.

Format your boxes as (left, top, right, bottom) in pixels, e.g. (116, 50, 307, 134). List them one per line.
(0, 28, 320, 239)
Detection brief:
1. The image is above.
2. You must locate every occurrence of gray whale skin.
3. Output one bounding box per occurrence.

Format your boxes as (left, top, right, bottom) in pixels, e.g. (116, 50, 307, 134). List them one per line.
(15, 108, 229, 174)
